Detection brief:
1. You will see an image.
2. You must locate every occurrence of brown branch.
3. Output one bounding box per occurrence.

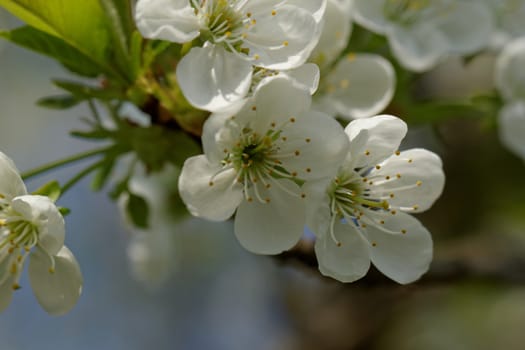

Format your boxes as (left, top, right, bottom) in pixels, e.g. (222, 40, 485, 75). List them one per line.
(274, 239, 525, 287)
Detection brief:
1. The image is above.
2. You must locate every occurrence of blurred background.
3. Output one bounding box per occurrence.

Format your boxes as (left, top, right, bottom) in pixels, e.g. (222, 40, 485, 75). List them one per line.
(2, 8, 525, 350)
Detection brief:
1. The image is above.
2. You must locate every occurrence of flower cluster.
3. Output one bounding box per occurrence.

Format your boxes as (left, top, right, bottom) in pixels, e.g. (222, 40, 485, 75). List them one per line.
(137, 0, 448, 283)
(0, 152, 82, 315)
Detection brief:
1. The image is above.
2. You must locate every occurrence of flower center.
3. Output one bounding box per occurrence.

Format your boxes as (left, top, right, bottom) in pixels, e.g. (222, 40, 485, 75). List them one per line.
(209, 117, 308, 203)
(326, 169, 391, 246)
(193, 0, 254, 55)
(0, 203, 41, 290)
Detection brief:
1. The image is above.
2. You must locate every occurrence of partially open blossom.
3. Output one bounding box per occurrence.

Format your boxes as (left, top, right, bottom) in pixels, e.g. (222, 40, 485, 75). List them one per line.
(0, 151, 82, 315)
(495, 36, 525, 160)
(306, 115, 445, 283)
(353, 0, 494, 71)
(120, 164, 181, 288)
(311, 0, 396, 119)
(135, 0, 325, 111)
(179, 77, 349, 254)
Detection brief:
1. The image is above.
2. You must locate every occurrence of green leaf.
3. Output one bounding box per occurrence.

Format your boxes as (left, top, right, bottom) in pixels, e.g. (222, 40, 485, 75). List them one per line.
(0, 0, 127, 82)
(99, 0, 135, 81)
(32, 180, 61, 202)
(37, 94, 81, 110)
(53, 79, 124, 101)
(126, 193, 149, 229)
(0, 26, 105, 77)
(91, 157, 117, 191)
(115, 125, 201, 172)
(70, 128, 112, 140)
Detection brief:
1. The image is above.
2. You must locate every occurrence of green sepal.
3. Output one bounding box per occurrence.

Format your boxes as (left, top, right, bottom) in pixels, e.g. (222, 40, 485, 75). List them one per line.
(32, 180, 61, 202)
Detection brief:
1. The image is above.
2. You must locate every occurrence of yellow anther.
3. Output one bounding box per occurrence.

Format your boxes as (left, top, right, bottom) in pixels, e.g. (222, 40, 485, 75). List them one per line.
(271, 10, 277, 15)
(416, 180, 422, 186)
(347, 53, 356, 61)
(339, 79, 349, 88)
(283, 41, 289, 46)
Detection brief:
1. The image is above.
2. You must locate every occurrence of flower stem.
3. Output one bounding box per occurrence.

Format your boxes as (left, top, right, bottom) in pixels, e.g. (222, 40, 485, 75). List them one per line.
(21, 146, 111, 180)
(60, 160, 105, 196)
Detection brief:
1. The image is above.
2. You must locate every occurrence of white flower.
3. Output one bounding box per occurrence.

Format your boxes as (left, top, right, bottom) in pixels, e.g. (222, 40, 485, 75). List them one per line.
(178, 77, 349, 254)
(135, 0, 325, 111)
(311, 0, 396, 120)
(495, 37, 525, 160)
(0, 151, 82, 315)
(353, 0, 494, 71)
(306, 115, 445, 283)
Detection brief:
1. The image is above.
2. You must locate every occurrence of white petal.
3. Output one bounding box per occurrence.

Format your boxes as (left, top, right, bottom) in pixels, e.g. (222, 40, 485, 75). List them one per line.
(201, 112, 235, 164)
(387, 23, 448, 72)
(285, 0, 327, 23)
(285, 63, 320, 94)
(11, 195, 65, 255)
(0, 151, 27, 199)
(352, 0, 390, 34)
(178, 155, 243, 221)
(368, 149, 445, 213)
(433, 1, 493, 54)
(135, 0, 200, 42)
(314, 219, 371, 283)
(246, 76, 311, 132)
(310, 0, 352, 67)
(364, 211, 433, 284)
(243, 5, 319, 69)
(321, 53, 395, 120)
(499, 101, 525, 160)
(234, 179, 305, 254)
(177, 45, 252, 111)
(495, 37, 525, 101)
(278, 110, 349, 180)
(345, 115, 407, 169)
(28, 246, 83, 315)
